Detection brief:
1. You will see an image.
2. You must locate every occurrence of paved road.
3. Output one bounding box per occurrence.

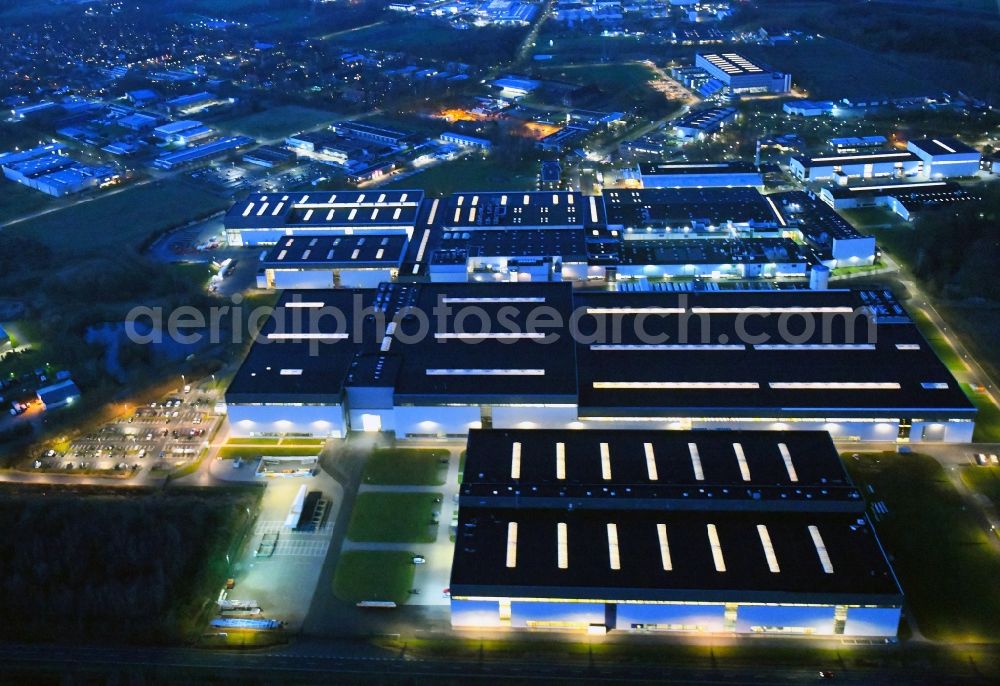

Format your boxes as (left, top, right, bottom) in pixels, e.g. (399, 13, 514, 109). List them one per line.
(0, 638, 995, 684)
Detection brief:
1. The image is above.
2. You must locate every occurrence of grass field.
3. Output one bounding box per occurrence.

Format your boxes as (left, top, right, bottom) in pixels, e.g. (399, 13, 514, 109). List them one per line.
(838, 206, 907, 232)
(740, 38, 933, 100)
(333, 551, 416, 605)
(8, 178, 229, 254)
(937, 302, 1000, 390)
(844, 452, 1000, 641)
(330, 19, 471, 53)
(169, 262, 215, 289)
(217, 105, 338, 141)
(961, 466, 1000, 510)
(362, 448, 449, 486)
(347, 492, 441, 543)
(222, 438, 325, 447)
(0, 178, 56, 224)
(531, 62, 657, 102)
(217, 444, 322, 459)
(387, 156, 537, 195)
(905, 307, 1000, 441)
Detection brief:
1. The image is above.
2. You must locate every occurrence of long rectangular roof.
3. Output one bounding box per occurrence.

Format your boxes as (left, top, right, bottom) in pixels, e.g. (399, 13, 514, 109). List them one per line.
(225, 190, 424, 230)
(368, 282, 579, 403)
(792, 151, 920, 167)
(225, 289, 378, 402)
(907, 137, 979, 158)
(440, 191, 585, 229)
(638, 160, 758, 176)
(451, 507, 901, 602)
(698, 52, 769, 76)
(262, 234, 407, 268)
(603, 187, 780, 228)
(461, 429, 861, 509)
(572, 288, 972, 416)
(620, 237, 807, 266)
(226, 284, 972, 419)
(769, 190, 864, 241)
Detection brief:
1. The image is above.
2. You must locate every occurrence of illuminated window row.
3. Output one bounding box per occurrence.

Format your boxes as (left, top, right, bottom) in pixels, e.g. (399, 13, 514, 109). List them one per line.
(769, 382, 900, 390)
(440, 297, 547, 304)
(426, 368, 545, 376)
(266, 332, 347, 341)
(754, 344, 876, 351)
(433, 332, 546, 340)
(593, 382, 760, 389)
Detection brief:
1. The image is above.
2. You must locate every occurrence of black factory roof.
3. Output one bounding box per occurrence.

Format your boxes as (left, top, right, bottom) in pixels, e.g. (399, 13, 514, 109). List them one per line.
(226, 284, 973, 419)
(450, 507, 902, 603)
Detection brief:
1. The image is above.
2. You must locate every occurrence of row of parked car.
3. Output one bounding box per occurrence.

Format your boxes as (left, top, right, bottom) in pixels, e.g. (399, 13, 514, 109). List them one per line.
(974, 453, 999, 466)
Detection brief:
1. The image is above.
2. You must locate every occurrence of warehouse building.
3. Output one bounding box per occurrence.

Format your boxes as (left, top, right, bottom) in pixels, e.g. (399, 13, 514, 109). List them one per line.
(789, 151, 923, 183)
(782, 101, 834, 117)
(440, 132, 492, 150)
(768, 191, 876, 267)
(906, 138, 981, 179)
(406, 190, 596, 282)
(820, 181, 980, 220)
(224, 190, 424, 246)
(829, 136, 888, 154)
(603, 187, 782, 237)
(329, 121, 409, 147)
(224, 284, 974, 442)
(615, 238, 809, 279)
(450, 428, 903, 637)
(151, 135, 254, 171)
(695, 53, 791, 94)
(638, 161, 763, 188)
(670, 107, 738, 140)
(0, 143, 118, 197)
(256, 234, 407, 289)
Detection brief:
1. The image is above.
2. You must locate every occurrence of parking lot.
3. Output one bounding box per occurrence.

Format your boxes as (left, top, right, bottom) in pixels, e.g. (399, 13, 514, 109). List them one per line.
(32, 386, 223, 478)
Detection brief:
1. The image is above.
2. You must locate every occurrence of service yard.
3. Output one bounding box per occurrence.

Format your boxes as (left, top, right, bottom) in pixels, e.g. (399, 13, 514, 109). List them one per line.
(225, 471, 342, 632)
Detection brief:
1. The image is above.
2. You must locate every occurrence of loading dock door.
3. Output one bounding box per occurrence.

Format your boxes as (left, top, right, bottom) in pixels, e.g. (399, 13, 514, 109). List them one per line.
(920, 424, 945, 442)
